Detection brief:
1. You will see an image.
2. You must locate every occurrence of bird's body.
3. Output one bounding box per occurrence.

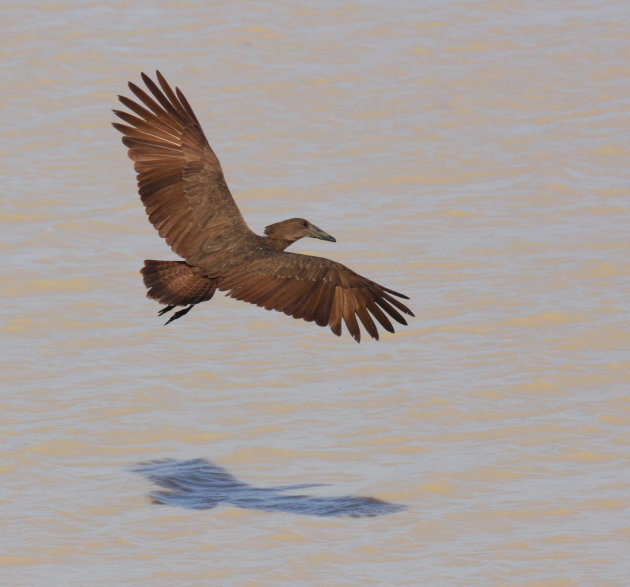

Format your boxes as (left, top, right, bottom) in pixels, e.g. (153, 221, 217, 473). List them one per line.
(113, 71, 413, 341)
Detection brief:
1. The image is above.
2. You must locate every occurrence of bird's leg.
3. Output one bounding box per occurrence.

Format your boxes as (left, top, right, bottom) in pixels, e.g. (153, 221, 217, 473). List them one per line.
(164, 304, 194, 325)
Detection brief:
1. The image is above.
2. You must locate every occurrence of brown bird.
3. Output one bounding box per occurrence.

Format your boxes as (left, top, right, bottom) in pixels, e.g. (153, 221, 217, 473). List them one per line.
(112, 71, 413, 342)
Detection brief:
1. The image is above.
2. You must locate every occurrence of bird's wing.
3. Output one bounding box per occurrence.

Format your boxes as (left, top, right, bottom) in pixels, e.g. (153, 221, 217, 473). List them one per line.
(113, 71, 253, 263)
(218, 251, 414, 342)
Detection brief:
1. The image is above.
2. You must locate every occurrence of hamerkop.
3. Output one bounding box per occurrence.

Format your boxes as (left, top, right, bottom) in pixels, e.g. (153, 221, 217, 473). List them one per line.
(113, 71, 413, 342)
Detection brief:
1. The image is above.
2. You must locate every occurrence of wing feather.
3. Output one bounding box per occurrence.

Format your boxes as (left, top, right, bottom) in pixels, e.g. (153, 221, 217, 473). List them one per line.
(353, 289, 379, 340)
(219, 251, 413, 342)
(373, 296, 408, 326)
(311, 282, 335, 327)
(380, 290, 414, 314)
(113, 71, 254, 264)
(330, 287, 344, 336)
(339, 294, 357, 342)
(365, 301, 394, 333)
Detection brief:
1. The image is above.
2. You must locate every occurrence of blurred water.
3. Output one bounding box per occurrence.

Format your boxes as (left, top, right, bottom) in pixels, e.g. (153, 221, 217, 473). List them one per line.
(1, 1, 629, 585)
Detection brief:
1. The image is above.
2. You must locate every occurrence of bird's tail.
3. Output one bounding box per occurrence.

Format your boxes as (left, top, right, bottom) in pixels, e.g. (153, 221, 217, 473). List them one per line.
(141, 260, 217, 306)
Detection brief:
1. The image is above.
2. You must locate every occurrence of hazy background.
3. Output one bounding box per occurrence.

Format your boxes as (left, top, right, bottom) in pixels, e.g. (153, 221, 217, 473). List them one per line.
(2, 1, 629, 585)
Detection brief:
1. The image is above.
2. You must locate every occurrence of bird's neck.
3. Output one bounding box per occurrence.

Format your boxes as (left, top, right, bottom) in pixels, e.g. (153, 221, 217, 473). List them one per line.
(264, 236, 296, 252)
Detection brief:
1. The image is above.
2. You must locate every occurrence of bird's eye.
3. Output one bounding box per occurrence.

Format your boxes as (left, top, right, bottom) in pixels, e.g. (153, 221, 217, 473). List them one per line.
(302, 221, 308, 227)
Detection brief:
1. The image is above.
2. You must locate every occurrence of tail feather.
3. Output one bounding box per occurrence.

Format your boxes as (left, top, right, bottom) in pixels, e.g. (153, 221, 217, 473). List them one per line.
(141, 260, 217, 306)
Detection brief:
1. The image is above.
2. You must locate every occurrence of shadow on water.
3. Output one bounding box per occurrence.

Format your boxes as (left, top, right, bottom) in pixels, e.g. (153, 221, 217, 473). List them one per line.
(132, 459, 406, 518)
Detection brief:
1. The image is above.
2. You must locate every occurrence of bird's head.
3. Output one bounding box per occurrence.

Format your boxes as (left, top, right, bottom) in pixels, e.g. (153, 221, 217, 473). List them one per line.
(264, 218, 336, 248)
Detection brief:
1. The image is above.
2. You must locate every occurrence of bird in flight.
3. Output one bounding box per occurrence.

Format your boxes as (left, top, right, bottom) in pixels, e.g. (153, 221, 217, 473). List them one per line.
(112, 71, 413, 342)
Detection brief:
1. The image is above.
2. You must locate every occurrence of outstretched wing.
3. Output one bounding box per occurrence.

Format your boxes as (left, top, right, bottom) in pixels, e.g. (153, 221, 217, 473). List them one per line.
(218, 251, 414, 342)
(112, 71, 253, 263)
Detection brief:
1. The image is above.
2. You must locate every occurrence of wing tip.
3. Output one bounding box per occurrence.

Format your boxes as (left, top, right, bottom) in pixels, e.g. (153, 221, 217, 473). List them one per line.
(382, 286, 410, 300)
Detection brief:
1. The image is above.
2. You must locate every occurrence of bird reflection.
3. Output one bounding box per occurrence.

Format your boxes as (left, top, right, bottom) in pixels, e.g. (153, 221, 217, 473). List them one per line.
(133, 459, 406, 518)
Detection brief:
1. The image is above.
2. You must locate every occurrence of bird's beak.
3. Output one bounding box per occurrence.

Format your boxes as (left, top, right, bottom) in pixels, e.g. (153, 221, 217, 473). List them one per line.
(307, 223, 336, 242)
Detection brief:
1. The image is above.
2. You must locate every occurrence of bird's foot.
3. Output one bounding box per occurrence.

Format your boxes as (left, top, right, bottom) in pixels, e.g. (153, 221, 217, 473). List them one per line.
(162, 304, 194, 325)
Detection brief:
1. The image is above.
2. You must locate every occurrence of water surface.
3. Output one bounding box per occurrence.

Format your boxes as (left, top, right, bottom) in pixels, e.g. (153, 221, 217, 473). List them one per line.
(1, 1, 629, 585)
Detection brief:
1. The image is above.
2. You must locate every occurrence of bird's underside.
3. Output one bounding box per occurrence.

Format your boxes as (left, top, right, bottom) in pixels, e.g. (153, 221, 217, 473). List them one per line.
(113, 71, 414, 342)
